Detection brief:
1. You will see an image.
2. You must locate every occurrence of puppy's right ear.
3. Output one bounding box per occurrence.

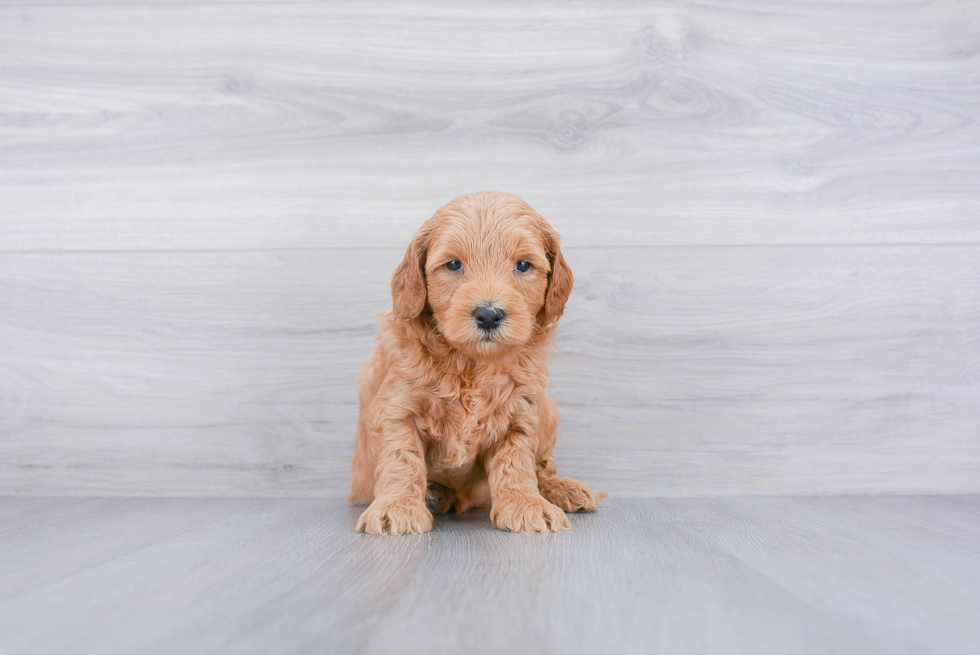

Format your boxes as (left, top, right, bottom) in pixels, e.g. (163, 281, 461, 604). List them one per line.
(391, 225, 431, 320)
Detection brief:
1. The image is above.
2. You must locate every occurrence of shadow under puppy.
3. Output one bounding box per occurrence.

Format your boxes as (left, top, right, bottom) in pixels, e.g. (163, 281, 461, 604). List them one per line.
(349, 191, 603, 534)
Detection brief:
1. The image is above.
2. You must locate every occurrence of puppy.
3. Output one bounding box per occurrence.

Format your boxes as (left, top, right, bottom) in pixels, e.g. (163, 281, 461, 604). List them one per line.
(349, 191, 603, 534)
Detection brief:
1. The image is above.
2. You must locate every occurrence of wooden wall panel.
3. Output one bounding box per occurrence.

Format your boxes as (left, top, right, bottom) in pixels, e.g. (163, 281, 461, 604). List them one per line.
(2, 246, 976, 496)
(1, 0, 977, 496)
(2, 1, 978, 251)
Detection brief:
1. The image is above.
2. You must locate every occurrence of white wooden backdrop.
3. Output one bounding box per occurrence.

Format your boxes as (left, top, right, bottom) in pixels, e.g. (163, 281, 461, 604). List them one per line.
(1, 0, 978, 497)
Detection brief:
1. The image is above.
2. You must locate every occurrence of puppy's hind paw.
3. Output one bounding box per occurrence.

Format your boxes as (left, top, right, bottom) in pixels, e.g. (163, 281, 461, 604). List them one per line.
(356, 496, 433, 535)
(425, 483, 456, 514)
(539, 477, 603, 513)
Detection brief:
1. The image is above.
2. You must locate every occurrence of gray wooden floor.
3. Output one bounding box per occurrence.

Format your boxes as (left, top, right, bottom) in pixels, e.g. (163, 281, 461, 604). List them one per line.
(1, 495, 978, 655)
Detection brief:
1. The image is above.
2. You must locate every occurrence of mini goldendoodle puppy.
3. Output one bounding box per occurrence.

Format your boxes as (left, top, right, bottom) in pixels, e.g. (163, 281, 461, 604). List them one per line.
(349, 191, 603, 534)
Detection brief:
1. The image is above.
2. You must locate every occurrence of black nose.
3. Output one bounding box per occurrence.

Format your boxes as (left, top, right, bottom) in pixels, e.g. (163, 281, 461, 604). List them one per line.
(472, 305, 506, 331)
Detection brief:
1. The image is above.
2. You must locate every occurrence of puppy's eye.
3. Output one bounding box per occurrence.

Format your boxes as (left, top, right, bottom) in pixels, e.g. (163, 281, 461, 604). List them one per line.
(515, 260, 532, 273)
(445, 259, 462, 272)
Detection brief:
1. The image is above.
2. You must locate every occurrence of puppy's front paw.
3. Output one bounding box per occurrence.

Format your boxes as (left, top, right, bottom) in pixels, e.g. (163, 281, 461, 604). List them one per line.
(491, 493, 571, 533)
(356, 496, 433, 535)
(539, 477, 603, 513)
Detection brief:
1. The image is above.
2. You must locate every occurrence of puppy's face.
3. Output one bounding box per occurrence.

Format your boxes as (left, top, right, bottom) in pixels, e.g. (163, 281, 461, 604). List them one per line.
(392, 192, 572, 359)
(424, 213, 549, 357)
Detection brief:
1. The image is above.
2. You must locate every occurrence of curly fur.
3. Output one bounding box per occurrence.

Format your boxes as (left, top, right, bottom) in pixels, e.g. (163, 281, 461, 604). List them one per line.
(350, 191, 604, 534)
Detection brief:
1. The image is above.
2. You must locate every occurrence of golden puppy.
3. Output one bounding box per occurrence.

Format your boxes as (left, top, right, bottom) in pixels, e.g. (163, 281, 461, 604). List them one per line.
(349, 191, 603, 534)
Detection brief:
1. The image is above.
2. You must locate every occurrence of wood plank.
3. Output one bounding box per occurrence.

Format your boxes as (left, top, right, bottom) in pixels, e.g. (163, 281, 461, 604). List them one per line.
(0, 497, 260, 599)
(2, 1, 979, 250)
(1, 496, 978, 654)
(1, 245, 976, 496)
(660, 496, 980, 655)
(0, 498, 428, 655)
(360, 498, 882, 655)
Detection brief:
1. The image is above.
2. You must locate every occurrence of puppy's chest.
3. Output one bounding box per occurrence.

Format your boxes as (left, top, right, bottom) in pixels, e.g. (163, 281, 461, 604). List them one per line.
(419, 373, 519, 466)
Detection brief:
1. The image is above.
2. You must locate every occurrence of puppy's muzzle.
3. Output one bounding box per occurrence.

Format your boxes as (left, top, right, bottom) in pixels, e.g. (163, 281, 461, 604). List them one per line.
(472, 305, 506, 332)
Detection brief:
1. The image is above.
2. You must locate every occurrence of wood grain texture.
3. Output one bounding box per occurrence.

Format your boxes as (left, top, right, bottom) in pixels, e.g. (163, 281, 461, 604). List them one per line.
(1, 0, 978, 497)
(0, 496, 978, 654)
(1, 246, 977, 496)
(0, 497, 259, 599)
(1, 0, 979, 250)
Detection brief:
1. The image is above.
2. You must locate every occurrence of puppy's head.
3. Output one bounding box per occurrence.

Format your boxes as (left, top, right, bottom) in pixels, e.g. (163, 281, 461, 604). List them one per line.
(391, 191, 572, 358)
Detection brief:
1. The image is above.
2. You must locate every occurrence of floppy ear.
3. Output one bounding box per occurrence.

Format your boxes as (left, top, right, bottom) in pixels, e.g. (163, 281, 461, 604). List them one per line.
(391, 225, 431, 320)
(543, 226, 573, 323)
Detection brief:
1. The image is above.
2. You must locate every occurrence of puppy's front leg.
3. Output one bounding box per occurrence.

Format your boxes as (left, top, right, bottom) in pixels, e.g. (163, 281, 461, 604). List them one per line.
(485, 430, 571, 533)
(356, 419, 432, 535)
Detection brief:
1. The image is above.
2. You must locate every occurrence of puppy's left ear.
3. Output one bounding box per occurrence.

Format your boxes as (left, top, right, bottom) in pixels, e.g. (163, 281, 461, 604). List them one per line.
(391, 224, 431, 320)
(543, 226, 573, 323)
